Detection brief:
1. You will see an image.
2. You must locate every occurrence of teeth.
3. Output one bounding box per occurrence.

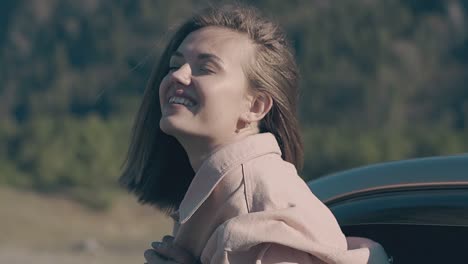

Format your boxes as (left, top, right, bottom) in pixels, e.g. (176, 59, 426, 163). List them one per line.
(168, 96, 195, 107)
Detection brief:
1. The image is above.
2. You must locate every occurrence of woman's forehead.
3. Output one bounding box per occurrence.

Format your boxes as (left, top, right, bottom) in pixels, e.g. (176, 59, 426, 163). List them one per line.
(175, 27, 254, 64)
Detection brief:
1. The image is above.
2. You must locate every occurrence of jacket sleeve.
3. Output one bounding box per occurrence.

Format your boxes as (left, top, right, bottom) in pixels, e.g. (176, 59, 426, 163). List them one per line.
(256, 243, 327, 264)
(199, 207, 389, 264)
(202, 243, 324, 264)
(256, 241, 391, 264)
(202, 236, 390, 264)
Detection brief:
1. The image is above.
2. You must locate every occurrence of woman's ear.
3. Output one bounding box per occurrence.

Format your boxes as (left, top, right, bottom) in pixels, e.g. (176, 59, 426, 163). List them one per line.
(242, 92, 273, 123)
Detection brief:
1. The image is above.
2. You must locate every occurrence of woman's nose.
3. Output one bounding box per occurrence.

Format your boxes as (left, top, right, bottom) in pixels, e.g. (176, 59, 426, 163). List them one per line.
(171, 63, 192, 86)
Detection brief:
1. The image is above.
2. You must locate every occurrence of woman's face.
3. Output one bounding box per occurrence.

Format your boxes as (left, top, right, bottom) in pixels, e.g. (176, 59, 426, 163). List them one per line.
(159, 26, 255, 145)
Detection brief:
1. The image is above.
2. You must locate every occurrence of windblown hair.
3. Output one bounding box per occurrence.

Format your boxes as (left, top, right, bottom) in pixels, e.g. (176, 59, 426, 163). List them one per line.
(120, 3, 304, 214)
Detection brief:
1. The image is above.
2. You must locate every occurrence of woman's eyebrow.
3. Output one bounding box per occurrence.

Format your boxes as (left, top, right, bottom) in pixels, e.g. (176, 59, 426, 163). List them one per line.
(197, 53, 224, 66)
(170, 51, 224, 68)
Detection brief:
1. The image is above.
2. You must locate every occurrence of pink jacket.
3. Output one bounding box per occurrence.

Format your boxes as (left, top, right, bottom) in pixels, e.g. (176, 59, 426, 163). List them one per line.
(171, 133, 389, 263)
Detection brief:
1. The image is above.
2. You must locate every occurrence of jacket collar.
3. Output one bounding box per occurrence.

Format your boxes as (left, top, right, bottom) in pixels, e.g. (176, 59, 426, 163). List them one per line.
(178, 132, 282, 224)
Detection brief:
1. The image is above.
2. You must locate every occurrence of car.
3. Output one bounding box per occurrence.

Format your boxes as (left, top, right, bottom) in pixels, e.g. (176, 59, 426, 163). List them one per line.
(307, 154, 468, 264)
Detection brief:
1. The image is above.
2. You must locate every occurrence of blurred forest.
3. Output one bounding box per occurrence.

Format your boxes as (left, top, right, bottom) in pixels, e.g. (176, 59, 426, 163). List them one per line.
(1, 0, 467, 209)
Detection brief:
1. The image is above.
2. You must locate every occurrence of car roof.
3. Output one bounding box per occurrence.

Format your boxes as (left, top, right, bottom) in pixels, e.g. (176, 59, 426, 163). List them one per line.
(307, 154, 468, 204)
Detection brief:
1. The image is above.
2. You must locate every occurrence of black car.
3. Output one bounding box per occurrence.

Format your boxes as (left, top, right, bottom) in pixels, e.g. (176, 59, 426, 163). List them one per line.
(307, 154, 468, 264)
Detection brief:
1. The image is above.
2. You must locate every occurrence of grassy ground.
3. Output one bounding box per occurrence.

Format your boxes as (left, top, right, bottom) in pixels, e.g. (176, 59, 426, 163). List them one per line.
(0, 186, 173, 263)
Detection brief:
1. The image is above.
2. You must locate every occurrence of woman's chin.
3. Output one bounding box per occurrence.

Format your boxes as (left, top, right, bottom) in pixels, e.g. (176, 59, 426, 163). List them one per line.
(160, 120, 178, 135)
(160, 119, 192, 137)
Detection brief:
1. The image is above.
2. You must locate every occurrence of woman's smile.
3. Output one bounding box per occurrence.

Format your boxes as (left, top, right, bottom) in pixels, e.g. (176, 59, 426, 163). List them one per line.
(168, 96, 196, 107)
(163, 100, 198, 116)
(162, 89, 200, 116)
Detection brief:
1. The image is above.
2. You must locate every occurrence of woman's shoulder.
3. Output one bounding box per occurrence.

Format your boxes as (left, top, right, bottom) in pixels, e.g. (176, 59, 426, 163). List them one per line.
(242, 154, 317, 211)
(243, 152, 297, 177)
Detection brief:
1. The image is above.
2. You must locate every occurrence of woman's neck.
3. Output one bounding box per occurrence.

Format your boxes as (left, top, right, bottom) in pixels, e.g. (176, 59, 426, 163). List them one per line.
(177, 129, 259, 172)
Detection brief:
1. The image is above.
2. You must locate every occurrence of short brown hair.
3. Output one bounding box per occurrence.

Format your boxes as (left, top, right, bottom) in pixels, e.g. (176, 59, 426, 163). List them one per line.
(120, 3, 303, 213)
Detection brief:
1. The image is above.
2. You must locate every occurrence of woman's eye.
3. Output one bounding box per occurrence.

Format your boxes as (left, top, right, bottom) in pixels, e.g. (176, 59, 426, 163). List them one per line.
(169, 66, 180, 71)
(199, 66, 215, 74)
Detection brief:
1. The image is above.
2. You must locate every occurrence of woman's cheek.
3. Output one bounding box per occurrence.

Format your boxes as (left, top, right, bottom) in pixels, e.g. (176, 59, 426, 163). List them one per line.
(159, 76, 170, 105)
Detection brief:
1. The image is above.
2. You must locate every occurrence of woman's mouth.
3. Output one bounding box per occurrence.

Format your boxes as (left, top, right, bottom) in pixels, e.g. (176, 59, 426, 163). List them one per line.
(168, 96, 197, 108)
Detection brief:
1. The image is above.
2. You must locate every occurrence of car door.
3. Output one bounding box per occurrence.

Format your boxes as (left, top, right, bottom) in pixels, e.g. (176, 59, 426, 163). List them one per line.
(329, 187, 468, 264)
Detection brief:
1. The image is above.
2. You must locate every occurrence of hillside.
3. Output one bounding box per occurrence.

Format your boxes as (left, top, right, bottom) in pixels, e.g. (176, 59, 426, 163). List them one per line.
(0, 187, 172, 264)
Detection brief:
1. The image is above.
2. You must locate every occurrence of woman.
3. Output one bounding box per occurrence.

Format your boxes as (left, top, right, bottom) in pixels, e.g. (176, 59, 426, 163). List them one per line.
(120, 3, 389, 264)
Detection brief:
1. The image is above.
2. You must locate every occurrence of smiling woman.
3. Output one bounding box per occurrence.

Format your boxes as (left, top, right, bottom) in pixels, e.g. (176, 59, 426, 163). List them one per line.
(119, 3, 389, 264)
(158, 26, 263, 171)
